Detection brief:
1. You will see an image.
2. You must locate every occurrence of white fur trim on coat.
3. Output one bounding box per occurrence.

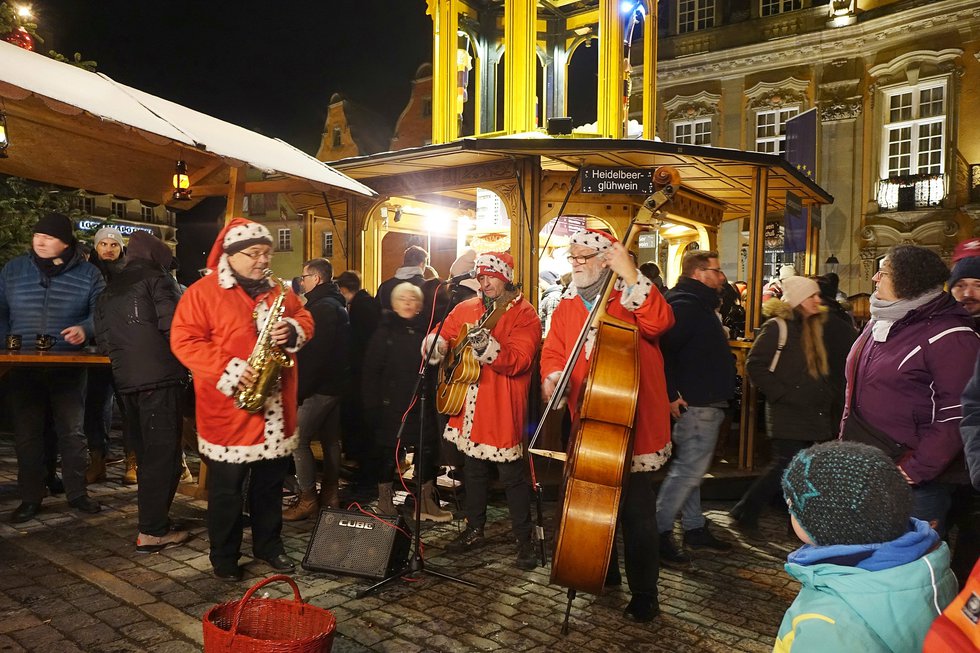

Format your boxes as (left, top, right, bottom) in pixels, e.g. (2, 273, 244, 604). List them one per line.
(282, 316, 308, 352)
(423, 334, 447, 364)
(473, 335, 501, 365)
(631, 443, 672, 473)
(197, 392, 298, 464)
(442, 382, 522, 462)
(618, 273, 654, 312)
(217, 357, 248, 397)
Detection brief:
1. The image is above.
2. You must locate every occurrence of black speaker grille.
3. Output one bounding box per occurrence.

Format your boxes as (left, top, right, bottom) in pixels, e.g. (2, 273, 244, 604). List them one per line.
(302, 509, 409, 579)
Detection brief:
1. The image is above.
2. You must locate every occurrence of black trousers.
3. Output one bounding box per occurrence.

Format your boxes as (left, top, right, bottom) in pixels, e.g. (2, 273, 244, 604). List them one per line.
(119, 386, 183, 536)
(84, 366, 115, 455)
(205, 456, 289, 572)
(609, 471, 660, 597)
(734, 438, 812, 525)
(7, 367, 90, 503)
(462, 455, 532, 541)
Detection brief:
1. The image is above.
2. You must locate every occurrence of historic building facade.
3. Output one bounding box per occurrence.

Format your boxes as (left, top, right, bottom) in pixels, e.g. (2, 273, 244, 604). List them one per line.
(646, 0, 980, 294)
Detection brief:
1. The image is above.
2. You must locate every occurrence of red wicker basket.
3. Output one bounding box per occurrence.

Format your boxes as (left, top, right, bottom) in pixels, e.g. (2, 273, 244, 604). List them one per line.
(202, 575, 336, 653)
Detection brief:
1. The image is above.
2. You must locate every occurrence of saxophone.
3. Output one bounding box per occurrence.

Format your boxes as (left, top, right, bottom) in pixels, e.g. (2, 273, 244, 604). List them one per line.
(234, 270, 295, 413)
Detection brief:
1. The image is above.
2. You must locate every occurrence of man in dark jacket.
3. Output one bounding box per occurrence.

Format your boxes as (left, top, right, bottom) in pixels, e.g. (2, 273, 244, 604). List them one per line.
(376, 245, 428, 311)
(284, 258, 350, 518)
(0, 212, 105, 522)
(94, 232, 189, 552)
(336, 270, 380, 487)
(656, 250, 734, 564)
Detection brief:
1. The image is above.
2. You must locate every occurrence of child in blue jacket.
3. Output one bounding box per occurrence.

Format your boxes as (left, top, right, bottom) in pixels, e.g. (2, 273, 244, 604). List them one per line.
(774, 441, 958, 652)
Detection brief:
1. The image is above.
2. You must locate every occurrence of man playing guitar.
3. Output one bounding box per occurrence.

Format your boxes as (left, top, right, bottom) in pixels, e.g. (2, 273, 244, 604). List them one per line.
(424, 252, 541, 570)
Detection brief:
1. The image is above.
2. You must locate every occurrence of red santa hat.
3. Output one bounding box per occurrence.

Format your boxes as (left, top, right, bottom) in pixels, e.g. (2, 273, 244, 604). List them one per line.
(953, 238, 980, 263)
(475, 251, 514, 284)
(205, 217, 273, 270)
(570, 228, 617, 252)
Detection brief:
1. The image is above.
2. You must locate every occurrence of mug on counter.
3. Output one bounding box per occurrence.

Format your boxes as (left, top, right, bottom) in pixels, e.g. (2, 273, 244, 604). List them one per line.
(34, 334, 55, 351)
(5, 334, 22, 351)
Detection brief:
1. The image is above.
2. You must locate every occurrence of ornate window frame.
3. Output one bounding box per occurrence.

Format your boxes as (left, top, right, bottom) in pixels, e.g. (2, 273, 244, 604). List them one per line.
(746, 78, 809, 155)
(664, 91, 720, 146)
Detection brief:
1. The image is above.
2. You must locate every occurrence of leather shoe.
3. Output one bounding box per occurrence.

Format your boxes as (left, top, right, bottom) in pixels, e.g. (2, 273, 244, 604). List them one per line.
(10, 502, 41, 523)
(258, 553, 295, 571)
(446, 526, 485, 553)
(45, 474, 64, 496)
(68, 496, 101, 514)
(623, 594, 659, 623)
(214, 566, 244, 582)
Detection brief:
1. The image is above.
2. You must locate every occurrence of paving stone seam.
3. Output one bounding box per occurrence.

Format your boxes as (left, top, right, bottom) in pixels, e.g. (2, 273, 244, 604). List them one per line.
(0, 522, 204, 646)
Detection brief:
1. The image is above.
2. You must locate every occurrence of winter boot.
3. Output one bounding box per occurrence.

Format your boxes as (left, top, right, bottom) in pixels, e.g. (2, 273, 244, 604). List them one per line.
(319, 482, 340, 510)
(376, 483, 396, 516)
(86, 451, 107, 485)
(419, 481, 453, 522)
(179, 453, 193, 483)
(123, 452, 138, 485)
(282, 489, 319, 521)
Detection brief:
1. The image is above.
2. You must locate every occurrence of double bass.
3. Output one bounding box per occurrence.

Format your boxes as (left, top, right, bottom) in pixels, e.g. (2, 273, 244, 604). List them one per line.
(531, 167, 680, 631)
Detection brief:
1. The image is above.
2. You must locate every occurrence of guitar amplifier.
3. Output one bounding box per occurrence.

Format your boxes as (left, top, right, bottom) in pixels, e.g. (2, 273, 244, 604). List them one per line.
(302, 509, 410, 580)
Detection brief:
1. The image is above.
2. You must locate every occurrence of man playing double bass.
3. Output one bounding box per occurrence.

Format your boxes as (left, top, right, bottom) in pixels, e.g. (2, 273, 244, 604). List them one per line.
(540, 229, 674, 623)
(424, 252, 541, 571)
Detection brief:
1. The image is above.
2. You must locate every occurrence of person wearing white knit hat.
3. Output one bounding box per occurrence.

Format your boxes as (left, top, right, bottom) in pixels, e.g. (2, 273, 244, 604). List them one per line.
(731, 275, 856, 540)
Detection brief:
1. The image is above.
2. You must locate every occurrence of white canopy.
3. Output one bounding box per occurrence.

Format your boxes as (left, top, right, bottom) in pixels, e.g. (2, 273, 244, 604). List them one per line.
(0, 40, 375, 198)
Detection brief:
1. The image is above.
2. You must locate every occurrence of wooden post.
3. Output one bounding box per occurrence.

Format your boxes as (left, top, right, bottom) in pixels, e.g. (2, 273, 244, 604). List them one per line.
(225, 166, 246, 224)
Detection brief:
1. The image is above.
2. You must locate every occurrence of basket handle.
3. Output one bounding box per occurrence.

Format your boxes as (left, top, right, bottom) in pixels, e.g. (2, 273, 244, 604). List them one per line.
(230, 574, 303, 636)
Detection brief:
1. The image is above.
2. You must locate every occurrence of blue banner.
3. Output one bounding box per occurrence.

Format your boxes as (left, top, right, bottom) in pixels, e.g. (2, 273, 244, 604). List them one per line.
(785, 108, 817, 179)
(784, 192, 807, 254)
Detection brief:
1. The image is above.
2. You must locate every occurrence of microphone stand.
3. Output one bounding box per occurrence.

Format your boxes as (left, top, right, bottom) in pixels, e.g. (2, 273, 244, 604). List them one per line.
(358, 281, 476, 597)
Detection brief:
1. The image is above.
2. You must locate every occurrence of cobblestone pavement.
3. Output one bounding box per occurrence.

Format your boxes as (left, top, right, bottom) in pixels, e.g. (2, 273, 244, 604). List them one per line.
(0, 439, 801, 652)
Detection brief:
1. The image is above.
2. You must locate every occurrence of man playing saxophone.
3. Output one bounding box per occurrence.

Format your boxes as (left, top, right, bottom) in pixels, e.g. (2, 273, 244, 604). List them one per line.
(171, 218, 314, 582)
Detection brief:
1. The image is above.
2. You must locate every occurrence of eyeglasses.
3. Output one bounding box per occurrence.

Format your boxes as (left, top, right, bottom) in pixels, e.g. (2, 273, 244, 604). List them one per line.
(236, 249, 273, 262)
(873, 270, 891, 278)
(566, 252, 601, 265)
(299, 273, 317, 280)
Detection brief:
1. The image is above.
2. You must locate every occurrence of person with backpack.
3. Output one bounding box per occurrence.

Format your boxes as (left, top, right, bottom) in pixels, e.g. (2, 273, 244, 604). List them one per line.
(730, 276, 855, 539)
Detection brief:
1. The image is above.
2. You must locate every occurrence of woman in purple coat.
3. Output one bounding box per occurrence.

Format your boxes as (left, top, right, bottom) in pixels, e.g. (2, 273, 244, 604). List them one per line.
(841, 245, 980, 533)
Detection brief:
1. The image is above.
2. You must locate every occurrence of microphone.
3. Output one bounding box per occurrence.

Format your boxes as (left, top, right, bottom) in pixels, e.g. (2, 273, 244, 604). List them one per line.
(446, 270, 476, 285)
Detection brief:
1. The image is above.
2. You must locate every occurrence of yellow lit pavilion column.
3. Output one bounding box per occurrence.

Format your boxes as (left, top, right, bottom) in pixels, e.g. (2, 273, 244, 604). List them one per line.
(428, 0, 461, 144)
(504, 0, 536, 134)
(641, 1, 657, 140)
(597, 0, 625, 139)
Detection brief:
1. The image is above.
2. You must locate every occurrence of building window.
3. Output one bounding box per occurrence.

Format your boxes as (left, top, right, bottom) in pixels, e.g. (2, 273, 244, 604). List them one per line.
(678, 0, 715, 34)
(78, 196, 95, 215)
(277, 228, 292, 252)
(422, 97, 433, 118)
(322, 232, 333, 258)
(166, 209, 177, 225)
(247, 193, 266, 216)
(881, 81, 945, 178)
(332, 127, 342, 148)
(140, 205, 155, 222)
(111, 200, 126, 218)
(761, 0, 802, 16)
(672, 118, 712, 146)
(875, 78, 947, 210)
(755, 106, 799, 155)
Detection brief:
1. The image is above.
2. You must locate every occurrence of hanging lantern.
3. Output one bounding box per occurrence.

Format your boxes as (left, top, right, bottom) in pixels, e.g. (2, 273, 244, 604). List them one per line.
(0, 110, 8, 159)
(172, 160, 191, 200)
(5, 27, 35, 51)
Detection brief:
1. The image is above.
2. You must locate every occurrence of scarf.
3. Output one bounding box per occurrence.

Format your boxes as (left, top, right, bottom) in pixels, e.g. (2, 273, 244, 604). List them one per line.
(233, 271, 273, 299)
(31, 245, 75, 280)
(868, 288, 943, 342)
(577, 270, 610, 308)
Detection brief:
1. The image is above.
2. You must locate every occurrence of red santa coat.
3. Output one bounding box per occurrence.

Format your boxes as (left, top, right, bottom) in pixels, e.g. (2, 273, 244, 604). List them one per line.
(429, 295, 541, 462)
(540, 275, 674, 472)
(171, 252, 313, 464)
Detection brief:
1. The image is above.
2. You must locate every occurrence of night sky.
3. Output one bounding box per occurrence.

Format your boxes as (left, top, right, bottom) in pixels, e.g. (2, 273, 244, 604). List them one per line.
(35, 1, 433, 155)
